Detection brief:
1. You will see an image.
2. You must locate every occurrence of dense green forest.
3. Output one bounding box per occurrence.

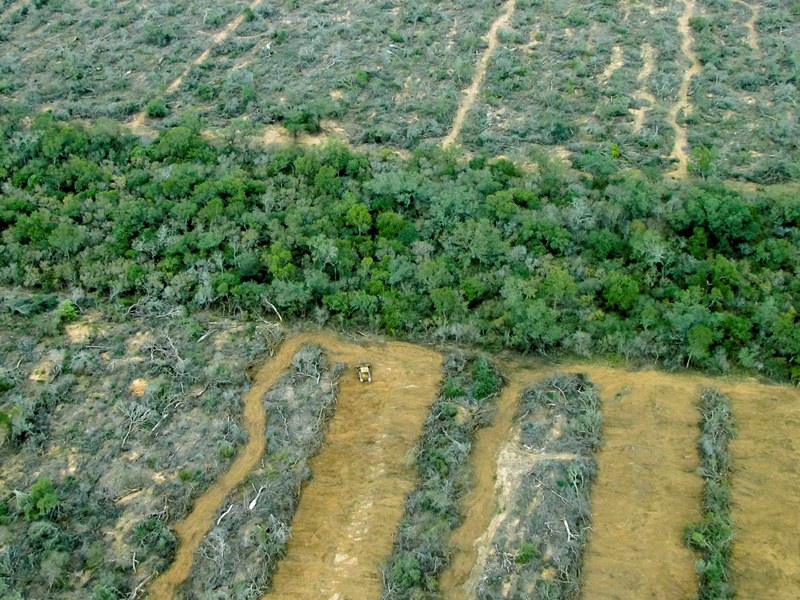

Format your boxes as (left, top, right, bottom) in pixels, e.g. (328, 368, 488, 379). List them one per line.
(1, 105, 799, 381)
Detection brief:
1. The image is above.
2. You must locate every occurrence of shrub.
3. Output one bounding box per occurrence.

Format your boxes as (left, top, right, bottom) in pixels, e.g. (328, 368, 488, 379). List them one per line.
(146, 98, 169, 119)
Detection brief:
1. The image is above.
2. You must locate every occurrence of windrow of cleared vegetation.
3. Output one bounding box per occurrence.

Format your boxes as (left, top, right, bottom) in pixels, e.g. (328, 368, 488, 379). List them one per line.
(381, 352, 502, 599)
(473, 373, 601, 599)
(684, 387, 736, 600)
(176, 345, 342, 599)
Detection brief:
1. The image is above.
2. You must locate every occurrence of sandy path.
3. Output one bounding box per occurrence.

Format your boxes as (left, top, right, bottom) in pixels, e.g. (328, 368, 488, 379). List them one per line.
(726, 384, 800, 598)
(735, 0, 761, 56)
(262, 334, 442, 600)
(441, 0, 516, 147)
(130, 0, 265, 125)
(667, 0, 702, 178)
(631, 44, 656, 133)
(597, 45, 624, 84)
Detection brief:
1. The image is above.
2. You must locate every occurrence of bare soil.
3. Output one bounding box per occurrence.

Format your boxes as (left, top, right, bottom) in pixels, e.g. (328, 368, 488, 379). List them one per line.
(263, 334, 442, 600)
(147, 332, 441, 599)
(667, 0, 702, 178)
(442, 364, 704, 600)
(578, 367, 702, 599)
(442, 0, 516, 147)
(726, 383, 800, 598)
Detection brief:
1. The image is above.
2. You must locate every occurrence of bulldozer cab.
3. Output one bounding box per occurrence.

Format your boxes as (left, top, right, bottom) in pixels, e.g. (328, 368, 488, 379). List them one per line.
(357, 364, 372, 383)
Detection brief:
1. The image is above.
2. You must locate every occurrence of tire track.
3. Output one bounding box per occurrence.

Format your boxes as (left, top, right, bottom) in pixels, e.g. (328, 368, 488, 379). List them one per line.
(630, 43, 656, 133)
(667, 0, 702, 178)
(441, 0, 516, 147)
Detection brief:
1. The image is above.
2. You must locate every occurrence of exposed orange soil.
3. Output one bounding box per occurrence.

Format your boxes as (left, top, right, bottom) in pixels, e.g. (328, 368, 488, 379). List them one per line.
(147, 332, 442, 599)
(579, 367, 703, 599)
(263, 335, 442, 600)
(727, 384, 800, 598)
(442, 0, 516, 147)
(442, 359, 800, 599)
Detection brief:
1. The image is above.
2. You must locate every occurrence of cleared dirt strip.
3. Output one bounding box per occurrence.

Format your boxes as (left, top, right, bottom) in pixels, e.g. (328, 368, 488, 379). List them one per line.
(726, 384, 800, 598)
(262, 335, 442, 600)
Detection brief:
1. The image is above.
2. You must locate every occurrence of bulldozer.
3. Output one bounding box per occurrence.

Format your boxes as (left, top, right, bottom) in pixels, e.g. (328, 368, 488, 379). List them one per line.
(356, 363, 372, 383)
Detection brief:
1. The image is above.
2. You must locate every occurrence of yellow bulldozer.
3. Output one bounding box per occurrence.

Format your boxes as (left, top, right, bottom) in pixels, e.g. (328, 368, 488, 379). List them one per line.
(356, 363, 372, 383)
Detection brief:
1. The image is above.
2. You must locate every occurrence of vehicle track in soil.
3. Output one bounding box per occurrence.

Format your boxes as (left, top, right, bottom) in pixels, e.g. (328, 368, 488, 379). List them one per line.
(667, 0, 702, 178)
(441, 0, 516, 147)
(147, 331, 442, 599)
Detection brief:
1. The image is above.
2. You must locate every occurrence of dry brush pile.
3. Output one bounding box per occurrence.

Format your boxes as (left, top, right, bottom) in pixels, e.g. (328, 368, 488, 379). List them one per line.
(476, 373, 602, 600)
(380, 351, 502, 599)
(684, 387, 736, 600)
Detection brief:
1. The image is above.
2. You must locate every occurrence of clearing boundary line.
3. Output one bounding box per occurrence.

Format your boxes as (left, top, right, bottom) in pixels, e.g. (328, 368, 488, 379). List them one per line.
(667, 0, 703, 178)
(441, 0, 516, 147)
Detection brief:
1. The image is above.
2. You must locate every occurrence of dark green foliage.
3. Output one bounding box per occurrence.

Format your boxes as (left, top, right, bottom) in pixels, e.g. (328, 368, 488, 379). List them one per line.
(17, 477, 59, 521)
(381, 352, 502, 599)
(684, 388, 736, 600)
(145, 99, 169, 119)
(0, 116, 799, 380)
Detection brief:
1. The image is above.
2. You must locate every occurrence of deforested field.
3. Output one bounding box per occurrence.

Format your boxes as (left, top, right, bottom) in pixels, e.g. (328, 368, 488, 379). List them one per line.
(1, 0, 800, 598)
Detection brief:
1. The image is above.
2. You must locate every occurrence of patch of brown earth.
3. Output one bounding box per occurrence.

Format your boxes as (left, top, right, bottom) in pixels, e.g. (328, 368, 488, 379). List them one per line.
(263, 334, 442, 600)
(146, 332, 442, 600)
(726, 383, 800, 598)
(441, 364, 704, 599)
